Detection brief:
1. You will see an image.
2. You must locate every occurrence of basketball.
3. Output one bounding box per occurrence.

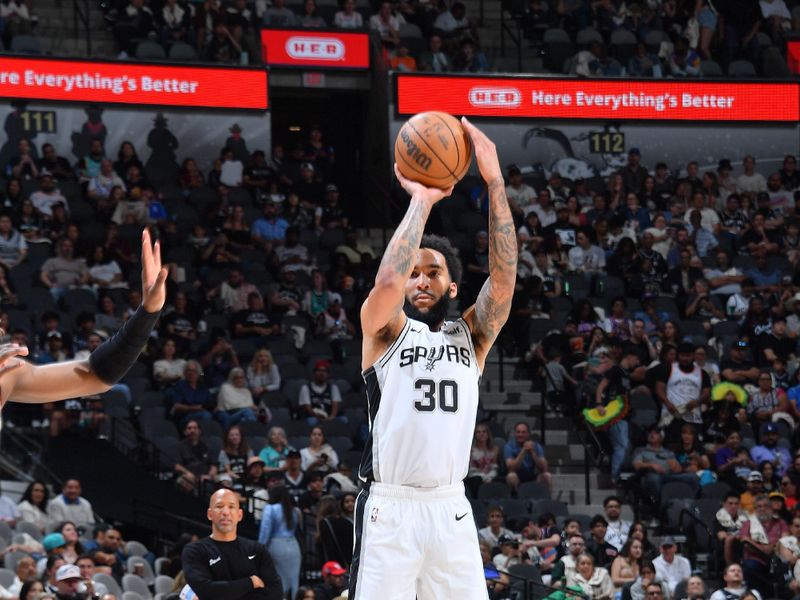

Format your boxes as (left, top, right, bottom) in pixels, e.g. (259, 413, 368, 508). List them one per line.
(394, 111, 472, 189)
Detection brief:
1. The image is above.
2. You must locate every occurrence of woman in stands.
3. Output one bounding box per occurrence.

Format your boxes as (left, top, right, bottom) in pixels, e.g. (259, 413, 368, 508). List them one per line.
(247, 349, 281, 400)
(282, 192, 314, 231)
(570, 299, 603, 341)
(300, 426, 339, 474)
(179, 158, 204, 192)
(676, 423, 710, 472)
(606, 298, 632, 341)
(518, 211, 545, 245)
(113, 141, 144, 181)
(14, 197, 44, 243)
(294, 587, 316, 600)
(760, 460, 780, 493)
(221, 204, 253, 252)
(780, 473, 800, 509)
(607, 237, 641, 285)
(303, 270, 334, 319)
(316, 494, 353, 567)
(218, 424, 253, 484)
(17, 480, 49, 533)
(568, 553, 615, 600)
(87, 245, 126, 293)
(655, 320, 682, 352)
(466, 422, 500, 498)
(153, 337, 187, 389)
(215, 367, 259, 430)
(19, 581, 44, 600)
(566, 195, 586, 227)
(340, 491, 356, 521)
(300, 0, 327, 27)
(259, 485, 302, 598)
(544, 234, 569, 274)
(610, 538, 643, 589)
(58, 521, 85, 564)
(628, 521, 657, 560)
(259, 426, 292, 471)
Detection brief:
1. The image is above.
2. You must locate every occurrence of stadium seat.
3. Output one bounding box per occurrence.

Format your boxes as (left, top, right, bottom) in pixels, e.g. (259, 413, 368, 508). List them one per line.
(0, 568, 14, 589)
(644, 30, 667, 53)
(168, 42, 197, 60)
(699, 60, 723, 77)
(247, 436, 267, 453)
(154, 575, 174, 596)
(543, 29, 575, 73)
(727, 60, 757, 78)
(610, 29, 637, 64)
(477, 481, 512, 500)
(660, 481, 696, 508)
(135, 40, 166, 60)
(531, 499, 568, 517)
(15, 520, 42, 541)
(94, 574, 122, 598)
(576, 27, 602, 48)
(10, 35, 42, 54)
(699, 481, 731, 501)
(517, 481, 551, 501)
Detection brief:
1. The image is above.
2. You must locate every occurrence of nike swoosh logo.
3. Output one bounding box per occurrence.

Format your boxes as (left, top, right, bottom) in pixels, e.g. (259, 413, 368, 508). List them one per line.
(248, 555, 256, 560)
(456, 513, 468, 521)
(209, 557, 221, 566)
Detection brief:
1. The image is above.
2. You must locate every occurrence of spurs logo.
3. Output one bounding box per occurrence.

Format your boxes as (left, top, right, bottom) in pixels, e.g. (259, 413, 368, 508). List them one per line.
(424, 346, 445, 371)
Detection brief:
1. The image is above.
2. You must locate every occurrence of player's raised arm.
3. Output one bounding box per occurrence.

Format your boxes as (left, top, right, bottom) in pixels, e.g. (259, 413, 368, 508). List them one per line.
(1, 229, 167, 404)
(460, 118, 517, 369)
(360, 165, 453, 342)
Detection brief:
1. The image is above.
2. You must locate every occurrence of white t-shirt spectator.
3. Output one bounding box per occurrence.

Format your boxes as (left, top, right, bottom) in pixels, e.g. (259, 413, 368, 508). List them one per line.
(334, 10, 363, 28)
(89, 260, 126, 288)
(0, 228, 27, 268)
(433, 9, 468, 32)
(506, 183, 537, 212)
(684, 207, 719, 232)
(768, 188, 795, 216)
(300, 444, 339, 472)
(568, 244, 605, 272)
(153, 358, 187, 383)
(369, 13, 400, 37)
(533, 205, 557, 227)
(88, 171, 125, 200)
(737, 172, 767, 194)
(652, 554, 692, 594)
(710, 588, 762, 600)
(30, 189, 68, 217)
(760, 0, 791, 19)
(220, 160, 244, 187)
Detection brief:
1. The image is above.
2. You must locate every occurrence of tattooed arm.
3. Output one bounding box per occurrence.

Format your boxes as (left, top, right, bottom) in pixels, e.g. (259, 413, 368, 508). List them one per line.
(360, 165, 453, 368)
(461, 119, 517, 371)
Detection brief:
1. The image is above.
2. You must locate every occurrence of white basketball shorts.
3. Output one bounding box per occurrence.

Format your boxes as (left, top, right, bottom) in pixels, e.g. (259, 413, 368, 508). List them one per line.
(348, 481, 488, 600)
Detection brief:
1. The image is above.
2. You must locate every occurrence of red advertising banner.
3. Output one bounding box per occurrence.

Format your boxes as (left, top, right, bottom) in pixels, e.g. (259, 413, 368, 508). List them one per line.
(260, 28, 369, 69)
(0, 56, 268, 109)
(396, 74, 799, 122)
(789, 39, 800, 75)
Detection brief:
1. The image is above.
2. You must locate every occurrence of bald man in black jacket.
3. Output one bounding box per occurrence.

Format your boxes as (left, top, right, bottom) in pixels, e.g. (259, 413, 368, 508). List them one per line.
(183, 489, 282, 600)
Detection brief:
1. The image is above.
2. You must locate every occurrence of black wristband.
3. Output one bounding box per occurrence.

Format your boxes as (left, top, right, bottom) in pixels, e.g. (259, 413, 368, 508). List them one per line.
(89, 305, 160, 384)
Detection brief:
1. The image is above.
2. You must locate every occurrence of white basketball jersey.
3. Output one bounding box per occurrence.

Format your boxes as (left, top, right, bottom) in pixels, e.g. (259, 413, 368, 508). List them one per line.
(359, 317, 481, 488)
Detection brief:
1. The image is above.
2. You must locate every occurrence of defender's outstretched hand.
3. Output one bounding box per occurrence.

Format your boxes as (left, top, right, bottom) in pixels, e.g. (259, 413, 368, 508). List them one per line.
(461, 117, 503, 184)
(0, 343, 27, 377)
(394, 164, 454, 205)
(141, 229, 168, 313)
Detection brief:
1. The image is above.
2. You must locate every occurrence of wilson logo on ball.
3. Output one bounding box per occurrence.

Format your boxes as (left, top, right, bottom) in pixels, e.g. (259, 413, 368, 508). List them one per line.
(468, 87, 522, 108)
(285, 37, 345, 60)
(400, 130, 432, 171)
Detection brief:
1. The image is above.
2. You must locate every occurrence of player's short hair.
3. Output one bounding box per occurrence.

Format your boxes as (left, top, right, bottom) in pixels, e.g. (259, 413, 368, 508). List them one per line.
(420, 234, 462, 288)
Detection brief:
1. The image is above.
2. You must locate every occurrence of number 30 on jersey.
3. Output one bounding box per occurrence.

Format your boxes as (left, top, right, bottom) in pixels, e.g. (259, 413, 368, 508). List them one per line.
(413, 378, 459, 413)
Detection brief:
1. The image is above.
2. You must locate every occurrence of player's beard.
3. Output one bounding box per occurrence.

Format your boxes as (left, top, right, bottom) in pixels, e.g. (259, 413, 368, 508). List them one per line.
(404, 292, 451, 329)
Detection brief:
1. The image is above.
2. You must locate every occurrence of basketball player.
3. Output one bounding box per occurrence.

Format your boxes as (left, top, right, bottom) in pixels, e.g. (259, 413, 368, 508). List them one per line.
(0, 230, 167, 412)
(349, 118, 517, 599)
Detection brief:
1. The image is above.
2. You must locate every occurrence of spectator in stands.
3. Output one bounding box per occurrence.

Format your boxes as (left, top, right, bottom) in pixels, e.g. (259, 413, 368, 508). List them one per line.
(275, 227, 310, 272)
(568, 229, 605, 275)
(668, 37, 701, 76)
(585, 516, 618, 569)
(252, 201, 289, 250)
(452, 39, 489, 72)
(478, 505, 515, 547)
(113, 0, 156, 56)
(551, 532, 585, 587)
(209, 267, 259, 314)
(166, 360, 214, 427)
(390, 43, 418, 71)
(602, 496, 631, 551)
(261, 0, 298, 26)
(568, 553, 615, 600)
(75, 138, 105, 183)
(741, 213, 780, 256)
(705, 250, 745, 297)
(715, 491, 749, 564)
(204, 22, 244, 63)
(300, 0, 326, 27)
(335, 228, 375, 267)
(655, 342, 709, 440)
(247, 349, 281, 399)
(30, 174, 68, 218)
(58, 521, 85, 564)
(218, 424, 253, 485)
(259, 485, 301, 597)
(0, 212, 27, 270)
(315, 184, 348, 232)
(316, 494, 353, 566)
(504, 421, 552, 492)
(595, 350, 641, 483)
(739, 494, 788, 595)
(153, 337, 189, 388)
(200, 331, 240, 390)
(17, 480, 49, 533)
(738, 156, 768, 195)
(721, 340, 761, 386)
(751, 422, 792, 476)
(466, 422, 500, 497)
(651, 537, 691, 595)
(259, 426, 291, 471)
(216, 368, 259, 430)
(709, 563, 756, 600)
(314, 561, 347, 600)
(610, 537, 643, 589)
(318, 295, 354, 342)
(36, 143, 72, 181)
(18, 581, 45, 600)
(88, 160, 125, 208)
(369, 1, 400, 47)
(298, 361, 343, 426)
(300, 426, 339, 475)
(419, 34, 451, 72)
(633, 425, 700, 499)
(47, 479, 94, 531)
(175, 419, 218, 493)
(620, 148, 648, 196)
(299, 471, 325, 515)
(334, 0, 363, 28)
(493, 533, 531, 571)
(91, 527, 127, 582)
(283, 450, 306, 501)
(87, 245, 126, 293)
(7, 555, 38, 597)
(231, 292, 277, 340)
(7, 139, 38, 180)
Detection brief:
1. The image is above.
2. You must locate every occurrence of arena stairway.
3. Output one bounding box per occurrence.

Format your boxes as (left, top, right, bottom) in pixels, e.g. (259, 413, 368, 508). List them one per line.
(479, 347, 618, 518)
(42, 431, 222, 541)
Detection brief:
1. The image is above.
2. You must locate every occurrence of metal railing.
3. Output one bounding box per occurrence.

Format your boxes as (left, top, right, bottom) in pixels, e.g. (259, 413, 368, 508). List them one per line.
(72, 0, 92, 56)
(499, 5, 523, 72)
(502, 568, 590, 600)
(576, 418, 607, 505)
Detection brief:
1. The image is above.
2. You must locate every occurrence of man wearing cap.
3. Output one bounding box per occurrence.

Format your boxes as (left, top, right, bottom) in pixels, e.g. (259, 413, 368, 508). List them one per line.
(320, 295, 355, 342)
(619, 148, 648, 195)
(741, 471, 766, 513)
(298, 361, 343, 425)
(53, 563, 89, 599)
(282, 450, 306, 502)
(652, 537, 691, 595)
(314, 561, 348, 600)
(183, 488, 282, 600)
(251, 202, 289, 250)
(632, 426, 699, 500)
(738, 494, 788, 596)
(752, 423, 792, 477)
(544, 206, 578, 249)
(316, 185, 348, 231)
(721, 341, 761, 385)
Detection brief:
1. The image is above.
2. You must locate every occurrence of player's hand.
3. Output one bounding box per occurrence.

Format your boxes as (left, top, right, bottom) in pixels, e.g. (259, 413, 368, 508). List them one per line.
(394, 164, 453, 205)
(141, 229, 168, 313)
(461, 117, 502, 184)
(0, 343, 28, 376)
(251, 575, 264, 588)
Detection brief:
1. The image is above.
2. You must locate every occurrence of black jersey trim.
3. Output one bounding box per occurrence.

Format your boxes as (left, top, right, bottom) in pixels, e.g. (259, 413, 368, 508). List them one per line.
(348, 486, 370, 599)
(358, 367, 382, 483)
(377, 318, 413, 370)
(457, 317, 482, 376)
